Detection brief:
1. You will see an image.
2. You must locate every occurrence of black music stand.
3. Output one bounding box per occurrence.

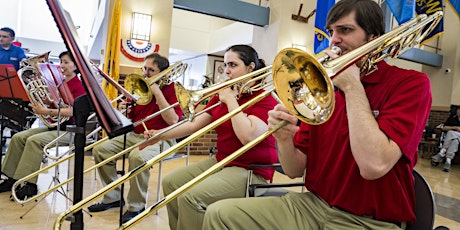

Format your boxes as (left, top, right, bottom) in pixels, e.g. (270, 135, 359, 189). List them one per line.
(47, 1, 134, 229)
(0, 64, 34, 175)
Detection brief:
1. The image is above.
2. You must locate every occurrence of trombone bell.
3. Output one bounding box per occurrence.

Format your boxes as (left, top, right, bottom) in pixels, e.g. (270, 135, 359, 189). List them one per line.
(273, 48, 335, 125)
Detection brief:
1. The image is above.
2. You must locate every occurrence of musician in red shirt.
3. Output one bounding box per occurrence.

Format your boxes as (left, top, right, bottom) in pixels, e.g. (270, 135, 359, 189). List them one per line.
(0, 51, 86, 200)
(203, 1, 432, 229)
(144, 44, 278, 230)
(87, 53, 183, 224)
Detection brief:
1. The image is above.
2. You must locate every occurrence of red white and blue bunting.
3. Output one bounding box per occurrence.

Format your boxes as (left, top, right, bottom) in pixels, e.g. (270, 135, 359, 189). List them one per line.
(121, 39, 160, 62)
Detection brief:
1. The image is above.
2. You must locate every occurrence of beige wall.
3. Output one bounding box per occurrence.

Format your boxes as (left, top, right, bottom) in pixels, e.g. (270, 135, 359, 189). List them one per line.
(107, 0, 173, 72)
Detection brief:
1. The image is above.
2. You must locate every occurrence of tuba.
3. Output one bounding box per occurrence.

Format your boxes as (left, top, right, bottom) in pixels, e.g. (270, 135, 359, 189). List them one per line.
(17, 52, 71, 128)
(124, 62, 188, 105)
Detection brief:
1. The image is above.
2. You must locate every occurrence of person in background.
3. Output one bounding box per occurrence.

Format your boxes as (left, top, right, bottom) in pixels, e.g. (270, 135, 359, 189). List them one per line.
(0, 51, 86, 199)
(203, 1, 432, 229)
(143, 44, 278, 230)
(0, 27, 27, 70)
(431, 106, 460, 172)
(87, 53, 183, 224)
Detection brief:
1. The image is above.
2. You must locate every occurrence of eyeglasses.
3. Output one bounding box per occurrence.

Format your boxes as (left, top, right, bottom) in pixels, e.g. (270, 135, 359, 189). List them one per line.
(141, 66, 159, 73)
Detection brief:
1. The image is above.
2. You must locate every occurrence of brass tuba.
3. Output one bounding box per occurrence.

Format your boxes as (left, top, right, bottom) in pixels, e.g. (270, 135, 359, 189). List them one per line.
(17, 52, 71, 127)
(124, 61, 188, 105)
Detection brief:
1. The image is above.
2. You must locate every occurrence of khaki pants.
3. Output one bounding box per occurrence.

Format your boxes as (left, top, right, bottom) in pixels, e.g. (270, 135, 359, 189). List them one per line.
(2, 127, 72, 184)
(162, 156, 268, 230)
(92, 132, 175, 212)
(204, 192, 404, 230)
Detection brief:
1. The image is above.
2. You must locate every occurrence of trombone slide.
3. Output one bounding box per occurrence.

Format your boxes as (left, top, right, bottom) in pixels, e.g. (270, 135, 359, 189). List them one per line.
(54, 89, 274, 229)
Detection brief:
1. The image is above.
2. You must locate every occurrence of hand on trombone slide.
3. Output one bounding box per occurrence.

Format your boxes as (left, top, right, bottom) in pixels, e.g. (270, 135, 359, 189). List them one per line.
(267, 104, 299, 141)
(118, 100, 132, 113)
(139, 129, 161, 150)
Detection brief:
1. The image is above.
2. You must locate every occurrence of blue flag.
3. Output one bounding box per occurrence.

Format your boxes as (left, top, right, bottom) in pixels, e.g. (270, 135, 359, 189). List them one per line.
(447, 0, 460, 20)
(386, 0, 416, 24)
(416, 0, 444, 45)
(314, 0, 335, 54)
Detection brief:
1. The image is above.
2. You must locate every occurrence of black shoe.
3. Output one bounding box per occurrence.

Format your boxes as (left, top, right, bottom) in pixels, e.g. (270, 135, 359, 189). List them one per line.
(88, 200, 125, 212)
(16, 182, 37, 200)
(121, 208, 145, 224)
(0, 177, 16, 193)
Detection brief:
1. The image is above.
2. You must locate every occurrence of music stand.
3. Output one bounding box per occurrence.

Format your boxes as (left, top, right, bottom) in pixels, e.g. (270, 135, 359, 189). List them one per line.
(47, 0, 134, 229)
(0, 64, 33, 175)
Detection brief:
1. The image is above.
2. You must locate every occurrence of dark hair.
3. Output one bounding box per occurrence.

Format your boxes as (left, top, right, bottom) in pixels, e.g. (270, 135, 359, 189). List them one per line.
(225, 44, 266, 71)
(1, 27, 15, 37)
(59, 51, 80, 75)
(145, 53, 170, 72)
(326, 0, 385, 37)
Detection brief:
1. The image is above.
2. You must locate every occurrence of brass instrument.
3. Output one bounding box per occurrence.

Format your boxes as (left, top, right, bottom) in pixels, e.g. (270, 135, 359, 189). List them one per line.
(124, 62, 188, 105)
(17, 52, 71, 127)
(54, 12, 443, 229)
(176, 65, 271, 120)
(11, 63, 187, 205)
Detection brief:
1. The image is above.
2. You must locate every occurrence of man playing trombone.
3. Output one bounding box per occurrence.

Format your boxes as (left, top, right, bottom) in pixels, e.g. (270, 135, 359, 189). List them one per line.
(203, 0, 432, 229)
(87, 53, 183, 224)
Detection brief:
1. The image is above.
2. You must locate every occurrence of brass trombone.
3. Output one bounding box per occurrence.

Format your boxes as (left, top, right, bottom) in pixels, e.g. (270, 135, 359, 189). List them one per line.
(54, 12, 442, 229)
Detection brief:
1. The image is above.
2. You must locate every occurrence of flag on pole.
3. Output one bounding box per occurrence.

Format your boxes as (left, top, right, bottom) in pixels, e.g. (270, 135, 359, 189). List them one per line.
(314, 0, 335, 54)
(386, 0, 416, 24)
(102, 0, 122, 105)
(447, 0, 460, 20)
(416, 0, 444, 45)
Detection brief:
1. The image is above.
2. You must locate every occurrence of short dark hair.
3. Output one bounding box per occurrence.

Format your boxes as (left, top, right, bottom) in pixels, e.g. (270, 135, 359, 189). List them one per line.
(145, 53, 169, 72)
(225, 44, 266, 71)
(1, 27, 15, 37)
(59, 51, 80, 74)
(326, 0, 385, 37)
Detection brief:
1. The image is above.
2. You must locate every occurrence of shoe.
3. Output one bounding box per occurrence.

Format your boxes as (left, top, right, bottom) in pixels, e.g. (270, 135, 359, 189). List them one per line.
(431, 153, 443, 163)
(443, 162, 451, 172)
(121, 208, 145, 224)
(15, 182, 38, 200)
(88, 200, 125, 212)
(0, 177, 16, 193)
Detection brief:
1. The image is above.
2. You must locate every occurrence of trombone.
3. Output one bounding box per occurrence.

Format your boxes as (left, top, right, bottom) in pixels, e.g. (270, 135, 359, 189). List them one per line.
(54, 12, 442, 229)
(11, 62, 188, 204)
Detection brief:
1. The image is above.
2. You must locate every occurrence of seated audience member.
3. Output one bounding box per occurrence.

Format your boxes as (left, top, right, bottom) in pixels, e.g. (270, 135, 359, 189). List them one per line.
(432, 106, 460, 172)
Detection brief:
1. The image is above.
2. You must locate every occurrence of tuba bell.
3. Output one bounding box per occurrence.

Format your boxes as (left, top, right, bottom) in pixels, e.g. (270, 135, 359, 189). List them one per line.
(17, 52, 71, 128)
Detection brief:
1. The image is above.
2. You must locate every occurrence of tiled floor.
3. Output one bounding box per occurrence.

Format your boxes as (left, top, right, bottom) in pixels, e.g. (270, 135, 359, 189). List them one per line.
(0, 154, 459, 230)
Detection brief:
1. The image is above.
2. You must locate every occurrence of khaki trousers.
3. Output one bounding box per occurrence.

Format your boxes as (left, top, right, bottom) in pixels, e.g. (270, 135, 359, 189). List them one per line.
(2, 127, 72, 184)
(204, 192, 404, 230)
(162, 156, 268, 230)
(92, 132, 175, 212)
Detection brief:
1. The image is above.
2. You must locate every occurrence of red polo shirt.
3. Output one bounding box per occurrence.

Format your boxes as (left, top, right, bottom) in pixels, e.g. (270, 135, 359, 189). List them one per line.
(293, 61, 432, 223)
(205, 90, 278, 180)
(129, 83, 183, 134)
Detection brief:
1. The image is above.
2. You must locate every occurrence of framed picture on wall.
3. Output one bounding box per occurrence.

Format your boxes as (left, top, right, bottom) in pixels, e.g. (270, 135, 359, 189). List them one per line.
(213, 60, 226, 84)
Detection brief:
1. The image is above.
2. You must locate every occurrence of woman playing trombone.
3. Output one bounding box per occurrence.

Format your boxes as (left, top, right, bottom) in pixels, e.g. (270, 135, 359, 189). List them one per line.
(0, 51, 86, 199)
(144, 44, 278, 230)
